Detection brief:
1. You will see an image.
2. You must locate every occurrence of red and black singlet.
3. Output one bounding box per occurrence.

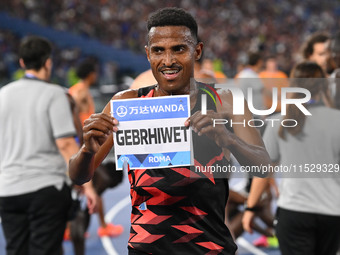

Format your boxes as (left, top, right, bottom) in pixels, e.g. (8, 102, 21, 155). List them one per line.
(128, 84, 237, 254)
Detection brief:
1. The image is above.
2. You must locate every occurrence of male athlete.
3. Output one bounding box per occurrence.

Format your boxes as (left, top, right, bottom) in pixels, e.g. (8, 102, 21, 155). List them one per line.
(69, 7, 270, 254)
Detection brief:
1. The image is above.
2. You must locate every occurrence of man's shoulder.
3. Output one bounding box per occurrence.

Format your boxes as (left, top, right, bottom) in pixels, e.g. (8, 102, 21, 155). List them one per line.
(215, 88, 235, 101)
(69, 82, 85, 94)
(237, 69, 258, 78)
(42, 82, 67, 94)
(0, 80, 17, 93)
(112, 85, 156, 100)
(0, 79, 38, 94)
(112, 88, 139, 100)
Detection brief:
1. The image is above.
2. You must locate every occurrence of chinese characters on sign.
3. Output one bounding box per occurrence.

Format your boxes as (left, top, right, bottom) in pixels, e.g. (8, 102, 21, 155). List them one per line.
(111, 95, 191, 170)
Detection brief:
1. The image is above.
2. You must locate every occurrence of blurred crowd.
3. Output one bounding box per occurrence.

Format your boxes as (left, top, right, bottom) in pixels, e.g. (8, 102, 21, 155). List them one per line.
(0, 0, 339, 85)
(1, 4, 340, 254)
(0, 29, 81, 86)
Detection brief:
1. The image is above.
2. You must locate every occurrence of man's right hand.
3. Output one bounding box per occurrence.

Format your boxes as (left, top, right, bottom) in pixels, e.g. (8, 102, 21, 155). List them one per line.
(83, 113, 118, 154)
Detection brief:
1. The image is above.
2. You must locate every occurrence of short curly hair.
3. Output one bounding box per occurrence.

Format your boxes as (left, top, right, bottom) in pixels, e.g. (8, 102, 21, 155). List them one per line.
(76, 60, 96, 79)
(147, 7, 198, 42)
(19, 36, 52, 71)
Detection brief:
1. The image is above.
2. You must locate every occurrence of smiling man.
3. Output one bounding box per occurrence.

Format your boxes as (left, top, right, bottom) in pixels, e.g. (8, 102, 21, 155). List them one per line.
(69, 7, 270, 255)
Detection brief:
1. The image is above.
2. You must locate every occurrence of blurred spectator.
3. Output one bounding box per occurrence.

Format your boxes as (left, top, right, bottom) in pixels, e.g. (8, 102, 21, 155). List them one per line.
(255, 62, 340, 255)
(330, 31, 340, 109)
(69, 59, 97, 125)
(201, 58, 228, 83)
(194, 54, 217, 83)
(259, 56, 288, 112)
(130, 69, 156, 89)
(68, 59, 124, 246)
(300, 32, 331, 74)
(0, 0, 339, 83)
(236, 52, 264, 111)
(0, 35, 96, 255)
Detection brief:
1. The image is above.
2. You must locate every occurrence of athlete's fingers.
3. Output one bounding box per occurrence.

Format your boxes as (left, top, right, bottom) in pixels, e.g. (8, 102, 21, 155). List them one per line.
(190, 110, 217, 122)
(90, 112, 117, 123)
(83, 130, 112, 154)
(190, 110, 215, 132)
(198, 125, 217, 136)
(84, 113, 118, 130)
(199, 125, 230, 148)
(184, 117, 190, 127)
(82, 113, 116, 154)
(193, 116, 214, 133)
(83, 129, 111, 140)
(191, 110, 223, 134)
(83, 121, 115, 135)
(83, 112, 119, 135)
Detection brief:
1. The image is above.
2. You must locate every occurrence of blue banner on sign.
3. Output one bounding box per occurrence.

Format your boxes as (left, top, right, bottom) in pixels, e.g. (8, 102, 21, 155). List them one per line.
(111, 96, 188, 121)
(117, 151, 191, 169)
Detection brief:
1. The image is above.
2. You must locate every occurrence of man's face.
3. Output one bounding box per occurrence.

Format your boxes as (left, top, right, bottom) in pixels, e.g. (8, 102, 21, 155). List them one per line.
(330, 39, 340, 68)
(145, 26, 202, 95)
(309, 41, 330, 72)
(89, 71, 98, 86)
(45, 58, 53, 81)
(266, 59, 277, 72)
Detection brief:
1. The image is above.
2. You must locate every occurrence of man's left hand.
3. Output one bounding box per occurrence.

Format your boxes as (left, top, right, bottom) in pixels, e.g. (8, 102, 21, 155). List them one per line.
(185, 110, 233, 148)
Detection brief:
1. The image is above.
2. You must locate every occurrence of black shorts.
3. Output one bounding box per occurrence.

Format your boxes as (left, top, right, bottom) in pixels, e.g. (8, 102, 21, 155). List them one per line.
(0, 184, 72, 255)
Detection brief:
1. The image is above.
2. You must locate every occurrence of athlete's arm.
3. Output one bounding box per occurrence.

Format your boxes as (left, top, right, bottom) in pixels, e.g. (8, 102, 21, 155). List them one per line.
(217, 91, 271, 233)
(82, 181, 99, 214)
(56, 135, 99, 213)
(66, 93, 84, 145)
(71, 89, 89, 113)
(56, 136, 80, 165)
(242, 177, 269, 233)
(69, 89, 138, 185)
(223, 93, 270, 169)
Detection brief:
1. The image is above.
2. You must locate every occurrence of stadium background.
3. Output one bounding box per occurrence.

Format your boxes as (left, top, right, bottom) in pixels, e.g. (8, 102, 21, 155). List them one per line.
(0, 1, 339, 254)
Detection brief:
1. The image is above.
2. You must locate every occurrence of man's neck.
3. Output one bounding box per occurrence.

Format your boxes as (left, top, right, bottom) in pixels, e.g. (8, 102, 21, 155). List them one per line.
(154, 80, 198, 110)
(25, 70, 47, 81)
(80, 79, 92, 88)
(155, 79, 197, 97)
(247, 65, 259, 73)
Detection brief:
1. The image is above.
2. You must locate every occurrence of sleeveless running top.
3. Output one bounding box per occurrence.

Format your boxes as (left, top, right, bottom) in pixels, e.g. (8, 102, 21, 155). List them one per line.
(128, 84, 237, 254)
